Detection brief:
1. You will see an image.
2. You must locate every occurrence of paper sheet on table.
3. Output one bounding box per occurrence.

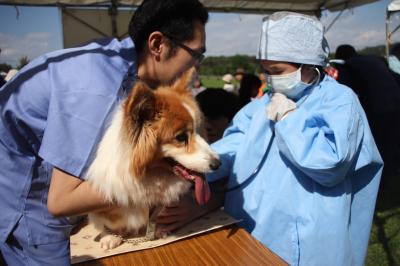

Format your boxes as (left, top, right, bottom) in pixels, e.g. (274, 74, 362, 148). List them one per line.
(70, 209, 239, 264)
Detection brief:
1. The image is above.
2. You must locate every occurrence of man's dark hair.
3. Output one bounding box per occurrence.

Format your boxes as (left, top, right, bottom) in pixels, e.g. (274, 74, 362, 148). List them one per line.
(335, 44, 356, 61)
(129, 0, 209, 55)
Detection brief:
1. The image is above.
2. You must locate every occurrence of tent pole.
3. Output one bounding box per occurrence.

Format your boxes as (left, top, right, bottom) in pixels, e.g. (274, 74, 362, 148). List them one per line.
(325, 8, 345, 33)
(325, 0, 349, 33)
(386, 9, 390, 58)
(109, 0, 118, 38)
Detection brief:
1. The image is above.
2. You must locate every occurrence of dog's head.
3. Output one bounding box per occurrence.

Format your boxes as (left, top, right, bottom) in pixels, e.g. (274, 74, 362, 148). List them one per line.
(122, 68, 220, 205)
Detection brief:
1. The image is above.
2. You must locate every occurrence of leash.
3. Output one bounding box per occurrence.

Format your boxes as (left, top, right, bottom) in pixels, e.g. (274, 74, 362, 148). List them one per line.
(104, 224, 156, 245)
(103, 206, 163, 245)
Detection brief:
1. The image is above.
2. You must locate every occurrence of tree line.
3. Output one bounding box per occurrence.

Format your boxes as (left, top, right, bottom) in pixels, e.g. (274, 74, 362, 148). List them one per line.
(199, 44, 387, 75)
(0, 44, 389, 76)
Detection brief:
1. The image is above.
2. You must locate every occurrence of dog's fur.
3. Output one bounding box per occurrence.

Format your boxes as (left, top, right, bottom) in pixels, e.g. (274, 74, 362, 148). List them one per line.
(86, 70, 220, 249)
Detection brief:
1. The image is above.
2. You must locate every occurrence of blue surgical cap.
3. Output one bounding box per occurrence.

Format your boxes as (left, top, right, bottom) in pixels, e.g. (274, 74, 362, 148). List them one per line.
(257, 11, 330, 66)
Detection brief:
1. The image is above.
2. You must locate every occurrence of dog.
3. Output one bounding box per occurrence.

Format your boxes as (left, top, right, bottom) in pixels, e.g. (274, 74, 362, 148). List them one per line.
(85, 69, 221, 250)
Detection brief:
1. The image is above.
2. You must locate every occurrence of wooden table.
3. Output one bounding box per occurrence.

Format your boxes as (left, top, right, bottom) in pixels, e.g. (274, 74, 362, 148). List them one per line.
(77, 225, 287, 266)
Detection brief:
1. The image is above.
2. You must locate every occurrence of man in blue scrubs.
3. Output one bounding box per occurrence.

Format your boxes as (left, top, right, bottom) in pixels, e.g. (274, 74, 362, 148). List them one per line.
(157, 12, 383, 266)
(0, 0, 208, 265)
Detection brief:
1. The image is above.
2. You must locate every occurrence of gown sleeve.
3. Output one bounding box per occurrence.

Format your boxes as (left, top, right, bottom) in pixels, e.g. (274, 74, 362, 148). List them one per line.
(206, 103, 255, 182)
(275, 99, 364, 187)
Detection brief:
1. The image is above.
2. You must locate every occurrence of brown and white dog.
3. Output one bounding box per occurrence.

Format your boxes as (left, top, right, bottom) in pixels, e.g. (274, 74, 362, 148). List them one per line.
(86, 70, 220, 249)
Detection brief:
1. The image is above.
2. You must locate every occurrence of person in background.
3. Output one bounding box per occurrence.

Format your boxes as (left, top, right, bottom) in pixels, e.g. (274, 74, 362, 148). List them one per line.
(234, 67, 245, 81)
(222, 73, 235, 93)
(0, 73, 5, 87)
(195, 89, 240, 143)
(234, 67, 245, 83)
(256, 71, 269, 97)
(238, 73, 261, 107)
(4, 69, 18, 83)
(0, 49, 5, 87)
(0, 0, 209, 265)
(334, 44, 356, 85)
(335, 44, 400, 186)
(388, 43, 400, 75)
(190, 74, 206, 97)
(156, 12, 383, 266)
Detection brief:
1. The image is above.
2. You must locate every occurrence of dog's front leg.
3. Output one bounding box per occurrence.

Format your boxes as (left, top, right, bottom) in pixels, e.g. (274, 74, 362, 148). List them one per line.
(99, 230, 123, 250)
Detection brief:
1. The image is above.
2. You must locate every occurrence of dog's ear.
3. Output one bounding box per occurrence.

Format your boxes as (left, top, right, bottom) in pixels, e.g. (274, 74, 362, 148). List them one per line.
(125, 81, 156, 131)
(124, 81, 158, 178)
(127, 81, 156, 125)
(171, 67, 196, 95)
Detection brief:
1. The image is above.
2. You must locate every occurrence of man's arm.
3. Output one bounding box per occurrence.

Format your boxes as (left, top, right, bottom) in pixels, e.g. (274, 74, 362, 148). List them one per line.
(47, 167, 114, 217)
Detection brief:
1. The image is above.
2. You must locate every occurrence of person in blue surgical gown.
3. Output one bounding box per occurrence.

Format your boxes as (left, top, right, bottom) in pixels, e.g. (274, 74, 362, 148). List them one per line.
(156, 11, 383, 266)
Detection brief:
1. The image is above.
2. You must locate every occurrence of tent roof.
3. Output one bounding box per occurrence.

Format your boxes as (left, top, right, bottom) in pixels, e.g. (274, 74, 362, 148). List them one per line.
(1, 0, 381, 49)
(0, 0, 380, 14)
(388, 0, 400, 12)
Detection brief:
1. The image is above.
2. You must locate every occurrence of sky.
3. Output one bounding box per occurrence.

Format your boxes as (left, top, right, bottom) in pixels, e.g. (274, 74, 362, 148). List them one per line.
(0, 0, 399, 67)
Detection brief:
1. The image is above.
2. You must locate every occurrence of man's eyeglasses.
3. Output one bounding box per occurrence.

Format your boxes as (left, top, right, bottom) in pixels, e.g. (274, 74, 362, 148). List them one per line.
(163, 33, 205, 64)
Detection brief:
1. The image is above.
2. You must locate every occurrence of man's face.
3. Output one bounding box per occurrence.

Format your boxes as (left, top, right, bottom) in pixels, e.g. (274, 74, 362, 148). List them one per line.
(158, 21, 206, 85)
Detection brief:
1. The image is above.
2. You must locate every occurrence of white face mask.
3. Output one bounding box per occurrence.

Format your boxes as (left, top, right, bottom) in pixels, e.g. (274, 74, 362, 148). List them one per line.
(267, 67, 310, 99)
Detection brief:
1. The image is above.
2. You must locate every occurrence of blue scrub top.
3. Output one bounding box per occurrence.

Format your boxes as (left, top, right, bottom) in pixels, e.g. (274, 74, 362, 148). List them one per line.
(0, 37, 137, 245)
(208, 76, 383, 266)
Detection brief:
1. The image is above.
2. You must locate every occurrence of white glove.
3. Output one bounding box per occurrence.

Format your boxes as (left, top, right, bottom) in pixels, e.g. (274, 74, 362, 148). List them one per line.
(266, 93, 296, 122)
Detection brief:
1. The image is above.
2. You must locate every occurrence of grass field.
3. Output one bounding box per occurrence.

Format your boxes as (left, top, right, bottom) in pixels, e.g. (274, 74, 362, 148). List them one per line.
(200, 75, 237, 89)
(366, 174, 400, 266)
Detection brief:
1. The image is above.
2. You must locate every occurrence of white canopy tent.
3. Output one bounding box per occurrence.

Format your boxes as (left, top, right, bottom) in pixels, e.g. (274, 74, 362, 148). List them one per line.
(0, 0, 380, 48)
(386, 0, 400, 57)
(0, 0, 380, 13)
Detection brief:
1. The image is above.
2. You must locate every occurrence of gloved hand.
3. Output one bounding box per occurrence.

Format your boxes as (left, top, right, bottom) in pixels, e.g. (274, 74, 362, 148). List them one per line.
(266, 93, 296, 121)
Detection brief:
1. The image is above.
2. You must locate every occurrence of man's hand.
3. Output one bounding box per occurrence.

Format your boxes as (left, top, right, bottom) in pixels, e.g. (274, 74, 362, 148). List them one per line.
(155, 192, 206, 237)
(266, 93, 296, 121)
(155, 186, 225, 237)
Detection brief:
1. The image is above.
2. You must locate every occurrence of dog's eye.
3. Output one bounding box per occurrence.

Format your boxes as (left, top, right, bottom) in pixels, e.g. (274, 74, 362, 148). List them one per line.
(175, 132, 188, 143)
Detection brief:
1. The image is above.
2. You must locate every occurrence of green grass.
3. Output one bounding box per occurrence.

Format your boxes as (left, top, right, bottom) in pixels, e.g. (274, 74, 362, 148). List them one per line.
(201, 76, 224, 89)
(200, 75, 239, 89)
(366, 174, 400, 266)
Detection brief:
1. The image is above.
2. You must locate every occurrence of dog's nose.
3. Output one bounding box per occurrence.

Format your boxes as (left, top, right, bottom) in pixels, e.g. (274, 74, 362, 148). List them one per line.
(210, 158, 221, 170)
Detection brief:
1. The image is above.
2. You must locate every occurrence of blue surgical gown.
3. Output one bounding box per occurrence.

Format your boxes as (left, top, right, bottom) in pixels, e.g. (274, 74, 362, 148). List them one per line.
(208, 76, 383, 266)
(0, 37, 137, 255)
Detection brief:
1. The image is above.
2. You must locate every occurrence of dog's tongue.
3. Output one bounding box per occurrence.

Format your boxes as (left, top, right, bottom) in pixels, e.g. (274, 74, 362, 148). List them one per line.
(173, 165, 211, 205)
(194, 175, 211, 205)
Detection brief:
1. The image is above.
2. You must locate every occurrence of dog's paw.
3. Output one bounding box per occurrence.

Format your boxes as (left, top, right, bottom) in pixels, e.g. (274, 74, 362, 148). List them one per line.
(159, 231, 169, 239)
(100, 235, 123, 250)
(154, 228, 170, 239)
